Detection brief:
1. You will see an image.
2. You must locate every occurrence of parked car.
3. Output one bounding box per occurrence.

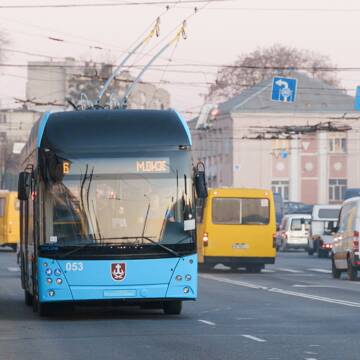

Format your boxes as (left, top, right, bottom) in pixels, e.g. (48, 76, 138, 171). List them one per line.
(276, 214, 311, 251)
(308, 204, 341, 258)
(332, 197, 360, 281)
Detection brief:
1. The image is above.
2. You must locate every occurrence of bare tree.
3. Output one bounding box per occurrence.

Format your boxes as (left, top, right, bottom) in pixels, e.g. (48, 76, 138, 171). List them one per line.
(206, 44, 340, 102)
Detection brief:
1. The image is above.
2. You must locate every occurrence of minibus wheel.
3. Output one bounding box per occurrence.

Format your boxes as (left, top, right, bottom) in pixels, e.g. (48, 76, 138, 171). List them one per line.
(163, 301, 182, 315)
(246, 265, 262, 273)
(198, 263, 212, 272)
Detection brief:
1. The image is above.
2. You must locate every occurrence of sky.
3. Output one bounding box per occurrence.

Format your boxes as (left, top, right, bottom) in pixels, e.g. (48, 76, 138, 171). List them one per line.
(1, 0, 360, 118)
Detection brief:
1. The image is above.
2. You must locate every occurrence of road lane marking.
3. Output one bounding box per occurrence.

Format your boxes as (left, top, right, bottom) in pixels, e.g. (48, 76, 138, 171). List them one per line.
(292, 284, 333, 288)
(198, 320, 216, 326)
(236, 317, 255, 320)
(307, 268, 331, 274)
(274, 267, 303, 273)
(200, 273, 360, 308)
(200, 274, 269, 290)
(242, 334, 266, 342)
(262, 269, 275, 273)
(7, 267, 20, 272)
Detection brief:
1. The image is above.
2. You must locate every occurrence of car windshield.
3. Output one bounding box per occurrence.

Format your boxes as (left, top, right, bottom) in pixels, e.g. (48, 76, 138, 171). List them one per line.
(43, 153, 194, 248)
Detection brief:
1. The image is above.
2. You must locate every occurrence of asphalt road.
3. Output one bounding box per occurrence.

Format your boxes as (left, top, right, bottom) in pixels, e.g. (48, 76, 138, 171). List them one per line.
(1, 248, 360, 360)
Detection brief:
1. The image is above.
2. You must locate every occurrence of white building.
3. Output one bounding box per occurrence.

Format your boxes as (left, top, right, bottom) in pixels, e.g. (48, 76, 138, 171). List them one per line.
(0, 108, 41, 143)
(189, 72, 359, 205)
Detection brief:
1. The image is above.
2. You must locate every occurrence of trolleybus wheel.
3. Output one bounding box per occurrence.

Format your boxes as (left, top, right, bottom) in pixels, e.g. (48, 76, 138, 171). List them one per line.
(38, 302, 56, 317)
(24, 290, 33, 306)
(163, 301, 182, 315)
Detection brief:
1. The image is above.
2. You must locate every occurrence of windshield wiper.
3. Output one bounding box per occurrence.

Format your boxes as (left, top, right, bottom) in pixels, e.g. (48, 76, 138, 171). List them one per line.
(98, 236, 181, 257)
(55, 236, 180, 258)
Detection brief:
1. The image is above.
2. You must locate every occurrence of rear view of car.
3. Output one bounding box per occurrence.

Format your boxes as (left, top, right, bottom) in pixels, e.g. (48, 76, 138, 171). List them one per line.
(277, 214, 311, 251)
(308, 205, 340, 258)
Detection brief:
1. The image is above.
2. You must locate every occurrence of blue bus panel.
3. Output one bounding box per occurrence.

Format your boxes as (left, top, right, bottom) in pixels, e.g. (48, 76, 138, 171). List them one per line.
(38, 254, 197, 303)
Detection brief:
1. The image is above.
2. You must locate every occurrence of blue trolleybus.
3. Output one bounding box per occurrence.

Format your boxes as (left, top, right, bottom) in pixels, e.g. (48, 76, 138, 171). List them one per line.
(18, 109, 204, 316)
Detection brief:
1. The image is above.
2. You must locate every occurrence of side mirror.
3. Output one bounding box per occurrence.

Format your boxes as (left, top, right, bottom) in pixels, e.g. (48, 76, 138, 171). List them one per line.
(18, 171, 31, 201)
(40, 149, 65, 183)
(194, 162, 208, 199)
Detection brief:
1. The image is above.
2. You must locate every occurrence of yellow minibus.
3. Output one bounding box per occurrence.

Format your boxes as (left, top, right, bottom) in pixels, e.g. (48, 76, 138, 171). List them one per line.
(196, 188, 276, 272)
(0, 191, 20, 251)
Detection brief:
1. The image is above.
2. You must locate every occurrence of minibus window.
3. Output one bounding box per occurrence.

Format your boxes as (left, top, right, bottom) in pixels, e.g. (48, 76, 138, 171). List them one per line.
(212, 198, 269, 225)
(0, 198, 5, 217)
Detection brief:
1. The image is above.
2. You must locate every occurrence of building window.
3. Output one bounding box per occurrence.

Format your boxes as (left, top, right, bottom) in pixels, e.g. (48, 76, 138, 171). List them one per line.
(0, 114, 6, 124)
(329, 179, 347, 202)
(272, 180, 289, 201)
(329, 135, 347, 153)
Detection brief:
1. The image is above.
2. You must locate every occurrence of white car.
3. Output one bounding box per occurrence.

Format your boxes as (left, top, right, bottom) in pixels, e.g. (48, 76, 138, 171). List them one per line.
(308, 204, 340, 258)
(277, 214, 311, 251)
(332, 197, 360, 281)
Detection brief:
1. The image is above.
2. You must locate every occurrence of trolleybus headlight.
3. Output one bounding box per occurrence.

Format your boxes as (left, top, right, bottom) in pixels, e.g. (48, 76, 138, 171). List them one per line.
(175, 275, 182, 281)
(46, 278, 52, 284)
(56, 278, 62, 285)
(48, 290, 55, 297)
(45, 268, 52, 275)
(54, 269, 61, 276)
(185, 274, 192, 281)
(183, 287, 190, 294)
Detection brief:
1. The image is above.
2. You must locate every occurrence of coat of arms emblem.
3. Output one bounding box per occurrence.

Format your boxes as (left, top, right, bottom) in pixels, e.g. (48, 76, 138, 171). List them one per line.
(111, 263, 126, 281)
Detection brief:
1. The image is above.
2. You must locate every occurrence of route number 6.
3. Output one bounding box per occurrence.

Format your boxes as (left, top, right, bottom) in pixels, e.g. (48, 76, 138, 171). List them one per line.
(65, 262, 84, 272)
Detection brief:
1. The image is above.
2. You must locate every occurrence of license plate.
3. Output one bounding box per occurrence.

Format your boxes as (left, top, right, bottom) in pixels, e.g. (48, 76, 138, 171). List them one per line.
(232, 243, 249, 249)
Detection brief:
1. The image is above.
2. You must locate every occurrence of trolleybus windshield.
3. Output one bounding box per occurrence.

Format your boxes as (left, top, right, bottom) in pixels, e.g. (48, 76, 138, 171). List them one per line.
(42, 153, 195, 255)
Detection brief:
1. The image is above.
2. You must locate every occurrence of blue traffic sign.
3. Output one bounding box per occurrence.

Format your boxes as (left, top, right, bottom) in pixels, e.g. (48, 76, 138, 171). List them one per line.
(271, 76, 297, 103)
(355, 86, 360, 111)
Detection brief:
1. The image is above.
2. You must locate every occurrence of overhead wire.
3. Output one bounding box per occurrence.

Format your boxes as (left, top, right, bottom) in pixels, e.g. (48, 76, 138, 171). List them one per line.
(0, 0, 234, 9)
